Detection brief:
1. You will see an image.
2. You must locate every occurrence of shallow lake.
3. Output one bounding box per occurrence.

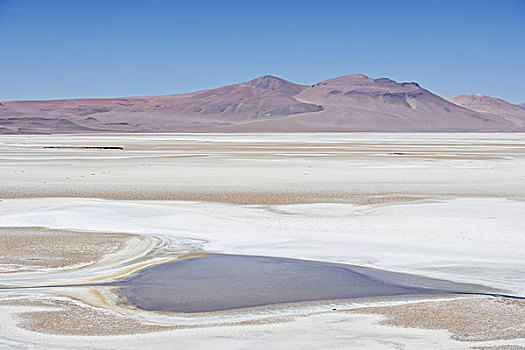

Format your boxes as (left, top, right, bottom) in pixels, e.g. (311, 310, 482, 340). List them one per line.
(114, 254, 482, 313)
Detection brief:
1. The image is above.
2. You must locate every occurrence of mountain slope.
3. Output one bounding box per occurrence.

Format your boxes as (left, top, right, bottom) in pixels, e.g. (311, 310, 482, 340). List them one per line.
(0, 76, 323, 133)
(231, 75, 518, 132)
(242, 75, 307, 96)
(447, 94, 525, 115)
(1, 75, 523, 133)
(447, 94, 525, 129)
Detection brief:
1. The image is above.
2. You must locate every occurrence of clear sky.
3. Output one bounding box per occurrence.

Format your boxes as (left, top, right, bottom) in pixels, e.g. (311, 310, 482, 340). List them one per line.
(1, 0, 524, 103)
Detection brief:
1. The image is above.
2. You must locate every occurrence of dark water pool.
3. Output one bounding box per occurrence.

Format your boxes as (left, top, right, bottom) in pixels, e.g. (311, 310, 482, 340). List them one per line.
(113, 254, 485, 313)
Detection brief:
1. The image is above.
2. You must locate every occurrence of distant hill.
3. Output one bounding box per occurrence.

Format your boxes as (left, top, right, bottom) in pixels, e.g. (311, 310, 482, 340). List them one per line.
(1, 75, 524, 133)
(447, 94, 525, 129)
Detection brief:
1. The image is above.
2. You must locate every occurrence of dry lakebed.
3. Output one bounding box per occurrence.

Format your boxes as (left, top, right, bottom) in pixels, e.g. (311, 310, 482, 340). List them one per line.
(0, 133, 524, 350)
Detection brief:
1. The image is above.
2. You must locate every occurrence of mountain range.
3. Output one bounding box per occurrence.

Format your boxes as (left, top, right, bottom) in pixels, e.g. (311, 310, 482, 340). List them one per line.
(1, 74, 524, 134)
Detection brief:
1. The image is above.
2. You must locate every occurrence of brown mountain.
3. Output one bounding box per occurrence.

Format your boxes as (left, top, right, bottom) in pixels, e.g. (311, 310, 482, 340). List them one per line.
(447, 94, 525, 129)
(1, 75, 523, 133)
(518, 103, 525, 111)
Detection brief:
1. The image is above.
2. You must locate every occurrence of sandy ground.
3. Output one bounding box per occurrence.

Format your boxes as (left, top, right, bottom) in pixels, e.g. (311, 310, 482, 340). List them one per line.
(0, 227, 144, 273)
(1, 133, 525, 203)
(351, 297, 525, 341)
(1, 133, 525, 349)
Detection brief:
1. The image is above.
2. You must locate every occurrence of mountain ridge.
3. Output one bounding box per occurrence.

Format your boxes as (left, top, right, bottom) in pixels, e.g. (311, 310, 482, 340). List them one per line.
(1, 74, 524, 134)
(446, 94, 525, 129)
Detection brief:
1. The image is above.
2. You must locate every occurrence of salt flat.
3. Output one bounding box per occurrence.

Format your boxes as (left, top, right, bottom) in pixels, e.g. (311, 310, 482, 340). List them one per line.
(0, 133, 524, 349)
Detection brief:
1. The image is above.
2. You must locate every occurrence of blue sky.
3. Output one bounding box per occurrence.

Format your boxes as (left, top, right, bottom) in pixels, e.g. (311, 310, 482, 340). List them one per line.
(1, 0, 524, 103)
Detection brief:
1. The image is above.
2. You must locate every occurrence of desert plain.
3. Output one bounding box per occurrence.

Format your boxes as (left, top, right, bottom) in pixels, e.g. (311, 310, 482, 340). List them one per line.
(0, 132, 525, 350)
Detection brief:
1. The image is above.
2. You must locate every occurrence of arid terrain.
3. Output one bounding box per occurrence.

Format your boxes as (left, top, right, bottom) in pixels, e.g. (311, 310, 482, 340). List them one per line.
(2, 75, 525, 134)
(0, 133, 525, 350)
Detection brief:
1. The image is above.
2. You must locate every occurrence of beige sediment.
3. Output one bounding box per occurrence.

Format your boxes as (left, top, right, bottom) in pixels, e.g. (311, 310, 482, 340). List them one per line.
(0, 188, 436, 204)
(0, 227, 142, 273)
(5, 294, 525, 341)
(3, 188, 524, 205)
(0, 226, 165, 291)
(0, 294, 294, 336)
(2, 134, 525, 204)
(1, 297, 171, 335)
(350, 297, 525, 341)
